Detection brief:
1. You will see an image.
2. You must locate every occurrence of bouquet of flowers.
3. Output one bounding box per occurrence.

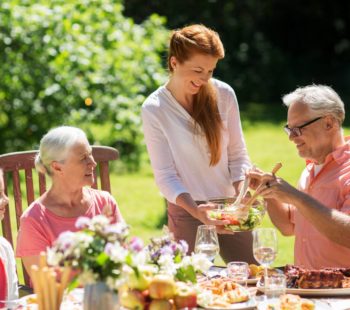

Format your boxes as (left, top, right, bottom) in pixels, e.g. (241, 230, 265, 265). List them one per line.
(47, 215, 144, 291)
(145, 228, 212, 282)
(47, 215, 213, 308)
(119, 228, 213, 309)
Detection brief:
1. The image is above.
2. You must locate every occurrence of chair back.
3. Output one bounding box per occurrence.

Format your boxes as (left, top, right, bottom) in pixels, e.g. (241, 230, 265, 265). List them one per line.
(0, 145, 119, 286)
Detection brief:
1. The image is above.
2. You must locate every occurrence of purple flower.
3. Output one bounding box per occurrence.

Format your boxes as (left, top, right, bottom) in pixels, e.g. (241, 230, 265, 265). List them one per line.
(104, 242, 113, 256)
(129, 237, 144, 252)
(75, 217, 91, 229)
(179, 240, 189, 254)
(160, 245, 174, 256)
(170, 243, 177, 252)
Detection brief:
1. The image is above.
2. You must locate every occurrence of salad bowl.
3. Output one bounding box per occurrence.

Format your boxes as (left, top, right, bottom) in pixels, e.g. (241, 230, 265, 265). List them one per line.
(208, 198, 266, 232)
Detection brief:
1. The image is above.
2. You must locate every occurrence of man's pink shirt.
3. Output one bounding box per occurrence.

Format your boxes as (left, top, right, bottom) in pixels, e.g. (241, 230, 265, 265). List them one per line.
(16, 188, 123, 257)
(291, 139, 350, 269)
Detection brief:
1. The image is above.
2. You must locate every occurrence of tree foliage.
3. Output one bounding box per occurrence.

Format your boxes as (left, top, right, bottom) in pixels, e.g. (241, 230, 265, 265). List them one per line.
(125, 0, 350, 105)
(0, 0, 168, 169)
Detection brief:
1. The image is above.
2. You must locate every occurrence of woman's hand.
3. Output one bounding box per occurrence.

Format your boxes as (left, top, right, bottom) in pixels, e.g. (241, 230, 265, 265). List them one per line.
(196, 203, 235, 234)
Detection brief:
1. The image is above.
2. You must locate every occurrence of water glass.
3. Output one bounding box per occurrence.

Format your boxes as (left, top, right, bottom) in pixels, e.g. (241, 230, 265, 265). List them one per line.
(265, 274, 286, 299)
(226, 261, 249, 285)
(194, 225, 219, 262)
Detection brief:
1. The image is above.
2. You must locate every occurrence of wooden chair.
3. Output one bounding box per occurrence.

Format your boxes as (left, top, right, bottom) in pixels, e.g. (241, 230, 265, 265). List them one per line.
(0, 145, 119, 287)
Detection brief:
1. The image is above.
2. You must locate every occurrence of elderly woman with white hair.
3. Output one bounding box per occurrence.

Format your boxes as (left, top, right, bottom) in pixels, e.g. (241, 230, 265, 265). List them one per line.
(249, 84, 350, 269)
(16, 126, 124, 275)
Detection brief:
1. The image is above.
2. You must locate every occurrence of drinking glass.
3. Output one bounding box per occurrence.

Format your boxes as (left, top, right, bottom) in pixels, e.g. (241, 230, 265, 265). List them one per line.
(227, 261, 249, 286)
(252, 228, 277, 289)
(265, 274, 286, 298)
(194, 225, 220, 262)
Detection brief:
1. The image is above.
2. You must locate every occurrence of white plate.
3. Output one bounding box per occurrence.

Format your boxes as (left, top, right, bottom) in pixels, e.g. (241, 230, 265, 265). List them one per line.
(18, 294, 38, 309)
(198, 298, 257, 310)
(257, 283, 350, 296)
(257, 297, 331, 310)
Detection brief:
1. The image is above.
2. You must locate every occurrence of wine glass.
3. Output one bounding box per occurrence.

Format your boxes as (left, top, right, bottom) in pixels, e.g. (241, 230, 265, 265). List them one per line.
(194, 225, 220, 263)
(252, 228, 277, 289)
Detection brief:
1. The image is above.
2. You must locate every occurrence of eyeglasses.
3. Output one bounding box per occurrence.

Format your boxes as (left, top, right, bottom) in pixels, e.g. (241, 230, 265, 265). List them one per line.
(284, 116, 323, 137)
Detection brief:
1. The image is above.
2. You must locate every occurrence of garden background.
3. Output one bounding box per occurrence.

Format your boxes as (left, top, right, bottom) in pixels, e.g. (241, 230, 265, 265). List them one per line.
(1, 0, 350, 269)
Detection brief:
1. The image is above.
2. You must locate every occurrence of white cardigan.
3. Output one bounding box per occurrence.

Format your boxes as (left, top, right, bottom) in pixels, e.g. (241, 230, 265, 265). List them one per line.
(0, 237, 18, 300)
(142, 79, 251, 204)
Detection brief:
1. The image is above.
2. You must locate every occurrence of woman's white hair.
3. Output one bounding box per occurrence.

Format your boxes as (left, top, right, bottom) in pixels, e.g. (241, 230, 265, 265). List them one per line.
(282, 84, 345, 124)
(35, 126, 88, 176)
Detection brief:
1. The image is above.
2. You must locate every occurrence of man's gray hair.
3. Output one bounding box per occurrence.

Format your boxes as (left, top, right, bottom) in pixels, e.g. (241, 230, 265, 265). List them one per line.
(282, 85, 345, 125)
(35, 126, 88, 176)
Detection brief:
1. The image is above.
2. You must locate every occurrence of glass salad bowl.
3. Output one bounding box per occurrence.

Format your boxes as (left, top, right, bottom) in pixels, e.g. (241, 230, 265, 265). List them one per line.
(208, 197, 266, 232)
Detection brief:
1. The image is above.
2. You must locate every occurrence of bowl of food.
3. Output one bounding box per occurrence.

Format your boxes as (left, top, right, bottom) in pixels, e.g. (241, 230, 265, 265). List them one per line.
(208, 198, 266, 232)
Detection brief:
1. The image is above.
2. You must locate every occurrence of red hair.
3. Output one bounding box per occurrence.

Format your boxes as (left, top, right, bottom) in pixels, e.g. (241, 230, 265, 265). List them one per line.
(168, 24, 225, 165)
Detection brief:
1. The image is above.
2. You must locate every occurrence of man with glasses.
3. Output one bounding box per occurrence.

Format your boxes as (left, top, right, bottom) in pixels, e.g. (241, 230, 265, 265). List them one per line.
(249, 84, 350, 269)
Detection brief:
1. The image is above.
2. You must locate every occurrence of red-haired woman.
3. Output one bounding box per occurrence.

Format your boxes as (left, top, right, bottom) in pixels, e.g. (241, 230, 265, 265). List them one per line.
(142, 24, 255, 263)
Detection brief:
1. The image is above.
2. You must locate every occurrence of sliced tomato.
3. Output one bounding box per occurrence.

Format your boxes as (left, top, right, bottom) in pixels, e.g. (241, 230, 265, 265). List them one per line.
(220, 214, 240, 225)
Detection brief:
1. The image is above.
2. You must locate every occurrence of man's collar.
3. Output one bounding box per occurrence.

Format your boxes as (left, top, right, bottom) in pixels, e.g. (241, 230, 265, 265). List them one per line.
(305, 136, 350, 168)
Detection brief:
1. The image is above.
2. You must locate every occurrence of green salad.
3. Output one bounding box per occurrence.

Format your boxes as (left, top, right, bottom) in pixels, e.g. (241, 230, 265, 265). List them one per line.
(209, 204, 265, 231)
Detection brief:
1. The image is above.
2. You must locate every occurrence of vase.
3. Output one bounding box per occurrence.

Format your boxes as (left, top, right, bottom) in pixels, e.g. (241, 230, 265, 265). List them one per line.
(83, 282, 119, 310)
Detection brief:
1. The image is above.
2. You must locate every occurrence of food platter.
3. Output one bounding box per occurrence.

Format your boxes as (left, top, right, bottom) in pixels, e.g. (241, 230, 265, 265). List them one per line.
(197, 276, 255, 309)
(18, 294, 38, 309)
(257, 297, 331, 310)
(257, 283, 350, 296)
(199, 298, 257, 310)
(285, 287, 350, 296)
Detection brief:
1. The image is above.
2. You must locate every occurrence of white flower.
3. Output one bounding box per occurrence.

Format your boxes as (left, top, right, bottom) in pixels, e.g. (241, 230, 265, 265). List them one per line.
(158, 254, 177, 276)
(104, 242, 128, 263)
(75, 216, 91, 229)
(46, 248, 63, 266)
(103, 222, 129, 241)
(131, 249, 150, 267)
(90, 214, 110, 230)
(190, 253, 213, 273)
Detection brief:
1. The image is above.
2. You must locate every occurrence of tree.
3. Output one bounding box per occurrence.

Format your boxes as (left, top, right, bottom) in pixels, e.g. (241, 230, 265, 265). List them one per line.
(0, 0, 168, 169)
(125, 0, 350, 105)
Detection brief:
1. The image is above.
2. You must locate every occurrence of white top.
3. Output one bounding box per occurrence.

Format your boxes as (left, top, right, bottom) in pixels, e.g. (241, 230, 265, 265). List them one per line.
(142, 79, 251, 203)
(0, 237, 18, 300)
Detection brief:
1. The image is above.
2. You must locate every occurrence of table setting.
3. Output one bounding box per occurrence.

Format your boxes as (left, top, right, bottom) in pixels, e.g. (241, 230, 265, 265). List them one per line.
(8, 163, 350, 310)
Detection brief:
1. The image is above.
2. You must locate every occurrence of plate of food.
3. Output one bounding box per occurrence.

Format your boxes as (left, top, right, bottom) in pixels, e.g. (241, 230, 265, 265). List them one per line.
(258, 264, 350, 296)
(196, 277, 256, 309)
(257, 295, 330, 310)
(257, 283, 350, 297)
(18, 294, 38, 309)
(208, 201, 265, 232)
